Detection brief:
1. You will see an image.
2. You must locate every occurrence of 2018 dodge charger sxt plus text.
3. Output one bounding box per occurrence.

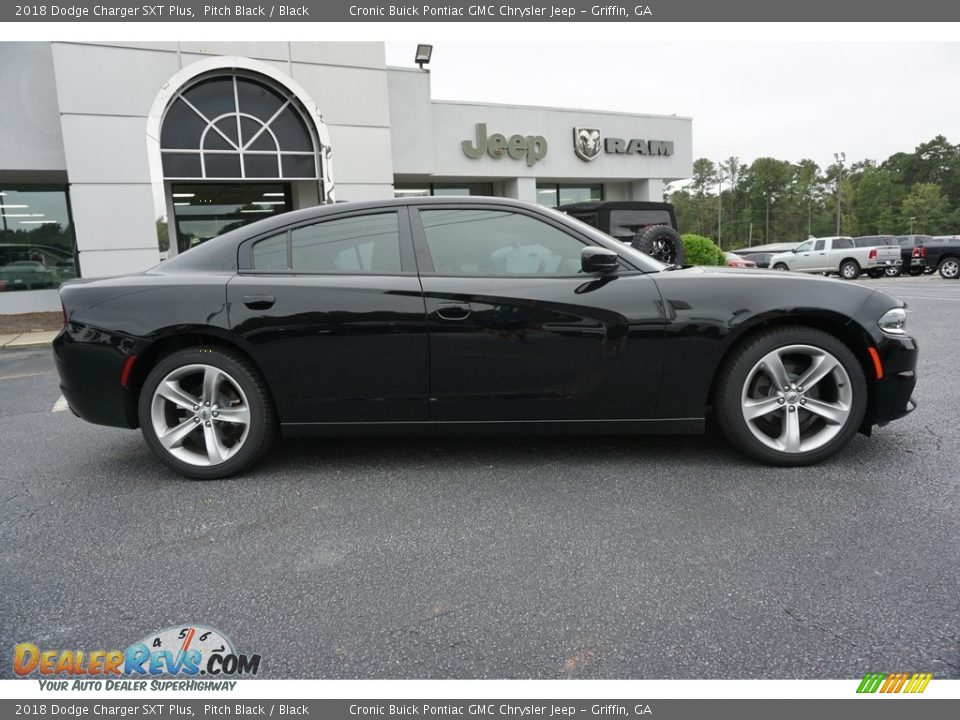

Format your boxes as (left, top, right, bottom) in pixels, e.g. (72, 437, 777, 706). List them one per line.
(53, 198, 918, 479)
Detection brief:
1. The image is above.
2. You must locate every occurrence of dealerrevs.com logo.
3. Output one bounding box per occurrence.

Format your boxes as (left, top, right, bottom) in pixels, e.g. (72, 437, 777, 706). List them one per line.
(14, 624, 260, 691)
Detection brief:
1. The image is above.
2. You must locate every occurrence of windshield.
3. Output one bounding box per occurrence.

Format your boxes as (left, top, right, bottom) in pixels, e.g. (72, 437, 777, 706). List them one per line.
(545, 206, 670, 273)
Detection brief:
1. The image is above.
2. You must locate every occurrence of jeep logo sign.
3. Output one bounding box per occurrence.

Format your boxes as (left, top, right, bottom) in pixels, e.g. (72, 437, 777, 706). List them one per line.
(462, 123, 548, 166)
(573, 127, 674, 161)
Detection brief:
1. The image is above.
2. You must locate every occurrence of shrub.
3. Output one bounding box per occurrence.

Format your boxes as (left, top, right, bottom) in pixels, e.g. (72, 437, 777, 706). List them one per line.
(681, 234, 726, 266)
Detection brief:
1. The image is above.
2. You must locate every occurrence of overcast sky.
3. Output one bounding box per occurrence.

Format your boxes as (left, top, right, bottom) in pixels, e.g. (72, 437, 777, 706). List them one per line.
(385, 41, 960, 177)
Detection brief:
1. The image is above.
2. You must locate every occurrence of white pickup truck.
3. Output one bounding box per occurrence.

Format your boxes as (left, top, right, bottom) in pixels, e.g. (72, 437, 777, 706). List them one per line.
(768, 236, 902, 280)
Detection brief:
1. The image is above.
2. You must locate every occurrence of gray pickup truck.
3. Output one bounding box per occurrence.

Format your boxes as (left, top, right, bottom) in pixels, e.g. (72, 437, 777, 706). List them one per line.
(769, 236, 902, 280)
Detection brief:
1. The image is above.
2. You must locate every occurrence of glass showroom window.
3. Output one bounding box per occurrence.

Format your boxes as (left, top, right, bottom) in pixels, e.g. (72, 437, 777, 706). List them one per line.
(160, 74, 319, 180)
(536, 184, 603, 208)
(0, 186, 77, 292)
(394, 183, 494, 198)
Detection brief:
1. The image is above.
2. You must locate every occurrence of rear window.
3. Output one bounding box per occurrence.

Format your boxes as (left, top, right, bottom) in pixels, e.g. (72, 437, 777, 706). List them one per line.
(608, 210, 673, 240)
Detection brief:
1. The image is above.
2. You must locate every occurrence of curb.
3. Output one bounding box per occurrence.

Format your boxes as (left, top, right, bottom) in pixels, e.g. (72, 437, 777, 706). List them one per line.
(0, 331, 59, 350)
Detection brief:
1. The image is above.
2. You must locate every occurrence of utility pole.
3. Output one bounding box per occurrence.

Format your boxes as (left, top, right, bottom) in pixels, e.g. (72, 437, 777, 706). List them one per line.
(834, 152, 845, 235)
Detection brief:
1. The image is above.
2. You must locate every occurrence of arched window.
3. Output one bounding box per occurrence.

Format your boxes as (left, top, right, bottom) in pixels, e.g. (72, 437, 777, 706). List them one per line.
(160, 74, 319, 180)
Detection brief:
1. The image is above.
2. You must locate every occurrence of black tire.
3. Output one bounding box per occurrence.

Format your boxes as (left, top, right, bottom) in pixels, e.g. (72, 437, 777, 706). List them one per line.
(714, 326, 867, 466)
(772, 263, 789, 271)
(839, 259, 861, 280)
(138, 346, 277, 479)
(884, 265, 902, 278)
(633, 224, 685, 266)
(907, 268, 924, 276)
(938, 257, 960, 280)
(867, 270, 884, 279)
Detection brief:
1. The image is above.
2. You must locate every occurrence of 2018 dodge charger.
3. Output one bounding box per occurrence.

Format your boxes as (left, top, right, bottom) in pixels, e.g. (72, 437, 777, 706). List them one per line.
(54, 197, 918, 478)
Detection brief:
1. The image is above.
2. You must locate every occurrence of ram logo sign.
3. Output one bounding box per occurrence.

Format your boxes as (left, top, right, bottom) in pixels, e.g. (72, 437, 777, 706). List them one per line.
(572, 127, 674, 161)
(573, 128, 602, 162)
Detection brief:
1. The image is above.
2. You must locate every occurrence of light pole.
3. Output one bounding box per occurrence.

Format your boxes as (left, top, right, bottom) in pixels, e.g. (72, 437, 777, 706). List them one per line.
(910, 216, 916, 234)
(834, 152, 845, 236)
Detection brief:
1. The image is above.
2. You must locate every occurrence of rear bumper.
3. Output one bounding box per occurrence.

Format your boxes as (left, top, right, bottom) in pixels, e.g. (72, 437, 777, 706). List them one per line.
(52, 324, 139, 429)
(864, 258, 902, 270)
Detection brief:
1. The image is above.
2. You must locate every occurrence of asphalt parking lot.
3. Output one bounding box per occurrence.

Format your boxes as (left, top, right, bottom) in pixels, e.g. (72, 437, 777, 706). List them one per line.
(1, 275, 958, 680)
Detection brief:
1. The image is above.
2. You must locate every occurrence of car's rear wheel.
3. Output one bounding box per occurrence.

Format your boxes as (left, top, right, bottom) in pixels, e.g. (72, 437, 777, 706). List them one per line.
(939, 257, 960, 279)
(772, 263, 789, 271)
(715, 327, 867, 466)
(839, 260, 861, 280)
(138, 347, 276, 479)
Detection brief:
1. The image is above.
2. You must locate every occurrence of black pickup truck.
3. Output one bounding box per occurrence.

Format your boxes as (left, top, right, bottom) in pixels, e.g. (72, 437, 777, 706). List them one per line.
(896, 235, 960, 279)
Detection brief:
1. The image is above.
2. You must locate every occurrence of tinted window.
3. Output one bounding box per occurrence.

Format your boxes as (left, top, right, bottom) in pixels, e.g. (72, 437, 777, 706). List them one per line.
(291, 213, 401, 273)
(420, 209, 585, 276)
(251, 213, 402, 273)
(814, 240, 826, 251)
(252, 233, 287, 270)
(832, 238, 853, 249)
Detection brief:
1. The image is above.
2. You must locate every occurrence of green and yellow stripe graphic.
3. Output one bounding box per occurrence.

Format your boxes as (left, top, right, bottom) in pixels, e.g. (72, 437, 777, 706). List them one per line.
(857, 672, 933, 694)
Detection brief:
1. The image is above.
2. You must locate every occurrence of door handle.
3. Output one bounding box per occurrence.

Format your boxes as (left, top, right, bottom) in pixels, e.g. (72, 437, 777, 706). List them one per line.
(243, 294, 276, 310)
(434, 303, 471, 321)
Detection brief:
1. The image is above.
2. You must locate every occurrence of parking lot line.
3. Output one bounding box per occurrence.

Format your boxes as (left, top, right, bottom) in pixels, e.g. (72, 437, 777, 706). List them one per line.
(52, 395, 68, 412)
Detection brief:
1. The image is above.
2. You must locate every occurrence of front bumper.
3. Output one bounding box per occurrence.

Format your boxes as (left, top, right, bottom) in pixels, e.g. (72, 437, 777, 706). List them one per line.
(870, 333, 918, 426)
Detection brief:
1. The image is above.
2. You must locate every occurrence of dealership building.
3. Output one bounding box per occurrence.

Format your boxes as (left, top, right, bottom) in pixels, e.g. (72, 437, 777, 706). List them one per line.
(0, 41, 692, 314)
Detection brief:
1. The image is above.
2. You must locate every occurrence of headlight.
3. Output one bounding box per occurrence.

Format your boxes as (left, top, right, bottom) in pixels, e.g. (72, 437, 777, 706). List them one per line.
(878, 307, 907, 335)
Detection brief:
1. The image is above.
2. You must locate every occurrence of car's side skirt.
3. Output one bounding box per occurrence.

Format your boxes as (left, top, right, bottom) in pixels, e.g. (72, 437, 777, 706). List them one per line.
(281, 418, 704, 437)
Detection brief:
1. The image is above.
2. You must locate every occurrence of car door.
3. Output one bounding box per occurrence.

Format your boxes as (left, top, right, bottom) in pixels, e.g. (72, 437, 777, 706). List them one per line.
(227, 207, 429, 424)
(808, 239, 829, 271)
(410, 204, 666, 422)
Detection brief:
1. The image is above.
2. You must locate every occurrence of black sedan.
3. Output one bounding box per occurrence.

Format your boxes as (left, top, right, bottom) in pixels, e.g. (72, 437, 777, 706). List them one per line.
(54, 197, 918, 479)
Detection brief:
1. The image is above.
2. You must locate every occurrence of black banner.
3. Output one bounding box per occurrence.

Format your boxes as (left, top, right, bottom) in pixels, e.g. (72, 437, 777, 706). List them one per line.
(4, 0, 960, 22)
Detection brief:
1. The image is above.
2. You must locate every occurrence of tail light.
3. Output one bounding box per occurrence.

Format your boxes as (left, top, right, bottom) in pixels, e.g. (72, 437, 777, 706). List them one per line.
(912, 246, 927, 258)
(868, 248, 877, 260)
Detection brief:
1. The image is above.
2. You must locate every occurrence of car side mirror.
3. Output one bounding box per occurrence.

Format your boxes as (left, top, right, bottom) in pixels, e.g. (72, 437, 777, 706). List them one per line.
(581, 246, 619, 274)
(792, 248, 799, 253)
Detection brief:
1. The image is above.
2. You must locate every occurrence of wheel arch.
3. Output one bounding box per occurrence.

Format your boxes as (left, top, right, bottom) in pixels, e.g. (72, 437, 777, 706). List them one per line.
(706, 311, 880, 433)
(126, 327, 275, 427)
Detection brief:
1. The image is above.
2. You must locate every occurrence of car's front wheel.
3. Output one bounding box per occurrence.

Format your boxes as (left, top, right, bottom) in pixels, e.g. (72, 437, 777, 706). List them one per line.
(715, 327, 867, 466)
(884, 265, 902, 278)
(772, 263, 789, 271)
(138, 347, 276, 479)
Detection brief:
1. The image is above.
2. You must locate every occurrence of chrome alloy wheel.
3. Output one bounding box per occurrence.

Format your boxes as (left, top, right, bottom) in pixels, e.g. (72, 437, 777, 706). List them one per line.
(150, 363, 251, 467)
(740, 344, 853, 454)
(940, 258, 960, 279)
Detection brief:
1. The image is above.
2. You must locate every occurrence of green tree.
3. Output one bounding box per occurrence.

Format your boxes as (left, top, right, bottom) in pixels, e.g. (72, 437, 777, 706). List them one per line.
(899, 183, 952, 234)
(690, 158, 717, 235)
(744, 157, 793, 242)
